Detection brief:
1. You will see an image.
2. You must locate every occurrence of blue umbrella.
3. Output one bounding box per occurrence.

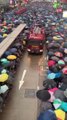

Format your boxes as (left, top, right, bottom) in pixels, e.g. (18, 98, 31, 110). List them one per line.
(0, 34, 3, 42)
(4, 51, 11, 56)
(47, 70, 52, 74)
(55, 72, 62, 78)
(0, 35, 3, 38)
(9, 48, 17, 53)
(47, 73, 56, 80)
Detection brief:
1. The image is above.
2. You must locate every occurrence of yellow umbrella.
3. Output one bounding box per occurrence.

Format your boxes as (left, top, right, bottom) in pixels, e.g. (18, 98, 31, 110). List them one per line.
(7, 55, 17, 60)
(54, 109, 65, 120)
(3, 26, 7, 29)
(53, 36, 59, 40)
(0, 73, 9, 82)
(3, 34, 8, 38)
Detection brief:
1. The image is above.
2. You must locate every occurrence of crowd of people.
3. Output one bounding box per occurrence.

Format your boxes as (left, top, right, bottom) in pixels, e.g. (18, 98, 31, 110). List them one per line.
(35, 2, 67, 120)
(0, 7, 27, 111)
(0, 1, 67, 119)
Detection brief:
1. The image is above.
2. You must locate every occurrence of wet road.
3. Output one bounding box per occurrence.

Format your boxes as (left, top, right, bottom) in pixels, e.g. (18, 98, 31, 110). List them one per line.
(0, 52, 46, 120)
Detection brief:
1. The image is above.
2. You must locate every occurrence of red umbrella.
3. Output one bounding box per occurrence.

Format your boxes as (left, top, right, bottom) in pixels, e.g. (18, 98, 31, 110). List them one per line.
(62, 67, 67, 75)
(48, 60, 56, 67)
(54, 52, 63, 58)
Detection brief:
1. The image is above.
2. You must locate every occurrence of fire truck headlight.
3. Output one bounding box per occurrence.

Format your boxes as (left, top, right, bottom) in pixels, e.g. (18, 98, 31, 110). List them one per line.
(40, 50, 43, 52)
(27, 49, 31, 52)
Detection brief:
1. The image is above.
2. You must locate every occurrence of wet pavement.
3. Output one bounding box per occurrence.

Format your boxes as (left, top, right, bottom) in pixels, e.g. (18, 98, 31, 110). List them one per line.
(0, 51, 46, 120)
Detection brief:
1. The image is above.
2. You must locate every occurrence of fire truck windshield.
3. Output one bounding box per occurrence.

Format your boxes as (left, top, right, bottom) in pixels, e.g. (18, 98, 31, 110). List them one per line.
(28, 39, 43, 45)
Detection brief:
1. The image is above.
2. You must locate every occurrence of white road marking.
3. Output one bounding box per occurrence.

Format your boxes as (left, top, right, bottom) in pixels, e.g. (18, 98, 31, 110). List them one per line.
(37, 86, 40, 90)
(19, 70, 27, 90)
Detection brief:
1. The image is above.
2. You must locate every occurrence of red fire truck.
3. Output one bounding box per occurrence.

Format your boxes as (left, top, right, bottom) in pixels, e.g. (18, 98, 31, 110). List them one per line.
(27, 25, 45, 54)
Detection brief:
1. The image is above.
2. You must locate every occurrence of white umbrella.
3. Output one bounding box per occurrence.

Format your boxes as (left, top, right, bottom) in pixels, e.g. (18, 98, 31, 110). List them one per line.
(0, 85, 9, 94)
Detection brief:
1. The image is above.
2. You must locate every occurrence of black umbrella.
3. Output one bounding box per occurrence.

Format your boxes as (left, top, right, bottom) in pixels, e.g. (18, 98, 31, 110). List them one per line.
(54, 90, 67, 102)
(36, 89, 50, 101)
(53, 43, 60, 48)
(41, 102, 53, 111)
(2, 51, 10, 58)
(47, 51, 54, 57)
(49, 65, 60, 73)
(51, 56, 59, 62)
(63, 42, 67, 48)
(43, 79, 57, 89)
(59, 83, 67, 91)
(62, 76, 67, 84)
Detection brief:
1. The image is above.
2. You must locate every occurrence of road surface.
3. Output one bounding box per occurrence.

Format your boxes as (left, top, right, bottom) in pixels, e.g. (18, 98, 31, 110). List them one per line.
(0, 51, 46, 120)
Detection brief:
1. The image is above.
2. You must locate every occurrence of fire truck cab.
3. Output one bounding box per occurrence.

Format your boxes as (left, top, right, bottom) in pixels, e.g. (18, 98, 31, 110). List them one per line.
(27, 25, 45, 54)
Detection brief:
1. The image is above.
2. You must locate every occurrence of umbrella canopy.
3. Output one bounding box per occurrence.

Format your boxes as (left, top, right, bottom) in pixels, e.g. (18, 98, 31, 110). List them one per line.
(51, 56, 59, 62)
(53, 99, 62, 109)
(59, 83, 67, 91)
(55, 72, 62, 78)
(47, 73, 56, 80)
(0, 73, 9, 82)
(1, 69, 7, 74)
(62, 67, 67, 74)
(0, 85, 9, 94)
(3, 21, 7, 26)
(38, 109, 57, 120)
(3, 26, 8, 29)
(53, 3, 58, 9)
(43, 79, 57, 89)
(14, 43, 21, 47)
(54, 52, 63, 58)
(3, 33, 8, 38)
(48, 43, 55, 49)
(36, 89, 51, 101)
(0, 58, 8, 63)
(9, 48, 17, 53)
(58, 60, 65, 65)
(54, 109, 65, 120)
(63, 42, 67, 48)
(0, 96, 3, 103)
(53, 2, 60, 9)
(64, 57, 67, 63)
(54, 89, 67, 101)
(48, 60, 56, 67)
(60, 101, 67, 112)
(49, 65, 59, 73)
(64, 48, 67, 54)
(56, 8, 62, 13)
(7, 55, 17, 60)
(41, 102, 52, 111)
(61, 75, 67, 84)
(0, 35, 3, 38)
(0, 58, 10, 65)
(53, 36, 60, 41)
(4, 51, 11, 56)
(47, 51, 54, 56)
(64, 89, 67, 98)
